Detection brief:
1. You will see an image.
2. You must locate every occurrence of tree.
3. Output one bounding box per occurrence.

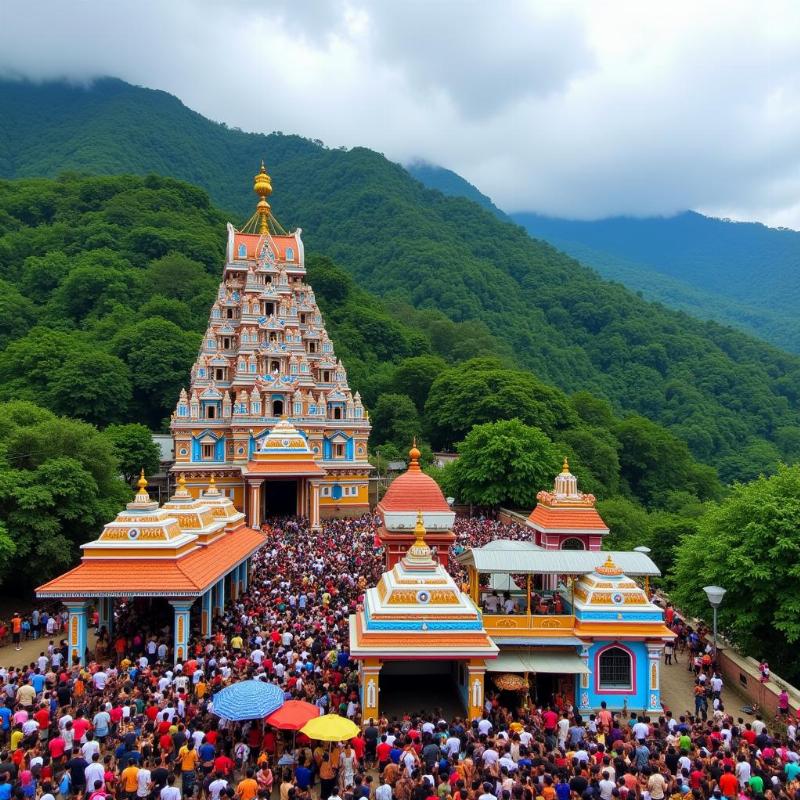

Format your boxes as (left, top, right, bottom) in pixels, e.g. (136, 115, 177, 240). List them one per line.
(389, 356, 447, 413)
(0, 401, 131, 588)
(596, 497, 651, 552)
(369, 394, 421, 450)
(102, 423, 162, 483)
(425, 361, 576, 449)
(443, 419, 561, 508)
(671, 465, 800, 681)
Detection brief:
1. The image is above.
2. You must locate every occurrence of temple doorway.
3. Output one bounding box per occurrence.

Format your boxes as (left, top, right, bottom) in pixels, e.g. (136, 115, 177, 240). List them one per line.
(379, 661, 465, 721)
(263, 479, 298, 517)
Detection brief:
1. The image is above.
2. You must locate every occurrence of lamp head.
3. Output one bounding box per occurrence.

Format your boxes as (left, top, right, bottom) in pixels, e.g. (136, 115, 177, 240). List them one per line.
(703, 585, 727, 608)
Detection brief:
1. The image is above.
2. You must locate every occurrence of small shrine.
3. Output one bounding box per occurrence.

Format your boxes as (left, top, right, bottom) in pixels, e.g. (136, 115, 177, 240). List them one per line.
(37, 473, 265, 665)
(375, 443, 455, 568)
(349, 512, 497, 720)
(527, 458, 609, 550)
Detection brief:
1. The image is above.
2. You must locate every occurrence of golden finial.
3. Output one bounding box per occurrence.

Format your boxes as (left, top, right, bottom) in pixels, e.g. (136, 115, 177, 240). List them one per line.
(253, 161, 273, 235)
(408, 438, 421, 469)
(413, 510, 427, 548)
(209, 472, 216, 487)
(178, 473, 186, 488)
(137, 469, 148, 493)
(596, 554, 623, 576)
(562, 456, 570, 474)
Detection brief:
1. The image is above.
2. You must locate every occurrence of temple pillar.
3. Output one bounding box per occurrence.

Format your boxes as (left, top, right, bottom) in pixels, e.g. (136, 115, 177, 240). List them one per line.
(646, 642, 664, 712)
(65, 601, 89, 666)
(202, 589, 212, 639)
(97, 597, 113, 633)
(362, 659, 381, 725)
(310, 480, 321, 532)
(466, 659, 486, 720)
(170, 600, 193, 663)
(230, 567, 238, 601)
(243, 559, 249, 592)
(578, 644, 591, 712)
(214, 577, 225, 617)
(248, 480, 263, 528)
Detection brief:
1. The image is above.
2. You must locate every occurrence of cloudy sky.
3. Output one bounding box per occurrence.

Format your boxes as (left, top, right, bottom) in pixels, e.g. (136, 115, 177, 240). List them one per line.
(1, 0, 798, 227)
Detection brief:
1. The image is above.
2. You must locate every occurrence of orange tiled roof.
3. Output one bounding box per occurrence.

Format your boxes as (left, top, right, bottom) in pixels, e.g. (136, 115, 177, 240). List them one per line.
(528, 505, 609, 531)
(379, 468, 450, 513)
(244, 461, 326, 476)
(233, 233, 298, 262)
(36, 527, 265, 598)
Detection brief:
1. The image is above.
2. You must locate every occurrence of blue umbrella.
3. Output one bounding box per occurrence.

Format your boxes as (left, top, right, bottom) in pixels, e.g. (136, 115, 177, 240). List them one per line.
(211, 680, 285, 721)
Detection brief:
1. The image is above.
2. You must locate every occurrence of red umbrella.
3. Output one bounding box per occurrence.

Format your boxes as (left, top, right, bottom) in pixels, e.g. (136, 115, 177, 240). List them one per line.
(264, 700, 321, 731)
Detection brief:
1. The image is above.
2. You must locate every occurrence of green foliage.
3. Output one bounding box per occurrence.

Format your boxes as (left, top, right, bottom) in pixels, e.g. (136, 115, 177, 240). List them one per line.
(102, 423, 162, 483)
(0, 401, 131, 588)
(370, 394, 420, 451)
(0, 78, 797, 480)
(671, 465, 800, 681)
(443, 419, 562, 507)
(425, 360, 576, 449)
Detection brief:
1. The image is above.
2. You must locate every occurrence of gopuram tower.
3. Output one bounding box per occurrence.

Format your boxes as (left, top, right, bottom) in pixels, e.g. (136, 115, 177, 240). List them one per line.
(171, 163, 372, 528)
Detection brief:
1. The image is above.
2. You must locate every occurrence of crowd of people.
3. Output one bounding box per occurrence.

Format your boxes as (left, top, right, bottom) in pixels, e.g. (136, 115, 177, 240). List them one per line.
(0, 514, 794, 800)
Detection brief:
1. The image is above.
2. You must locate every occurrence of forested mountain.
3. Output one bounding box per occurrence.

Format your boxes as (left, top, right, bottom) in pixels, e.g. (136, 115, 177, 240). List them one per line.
(2, 78, 800, 485)
(512, 211, 800, 354)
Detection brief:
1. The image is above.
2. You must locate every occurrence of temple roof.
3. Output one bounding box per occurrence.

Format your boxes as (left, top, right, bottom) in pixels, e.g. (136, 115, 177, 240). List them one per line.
(527, 459, 609, 534)
(244, 418, 326, 476)
(36, 525, 265, 598)
(379, 444, 450, 513)
(350, 513, 497, 659)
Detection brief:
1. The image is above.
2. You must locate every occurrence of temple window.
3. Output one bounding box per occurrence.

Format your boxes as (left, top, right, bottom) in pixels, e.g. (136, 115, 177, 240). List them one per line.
(214, 368, 225, 381)
(333, 407, 342, 420)
(206, 405, 216, 420)
(265, 303, 275, 315)
(309, 404, 316, 415)
(222, 337, 232, 349)
(212, 308, 220, 318)
(272, 399, 284, 416)
(598, 646, 632, 690)
(226, 308, 234, 319)
(322, 370, 331, 382)
(249, 363, 257, 373)
(334, 443, 345, 458)
(202, 443, 215, 459)
(561, 538, 585, 550)
(355, 408, 362, 418)
(238, 243, 247, 258)
(321, 486, 330, 497)
(286, 247, 294, 261)
(178, 404, 188, 416)
(308, 342, 317, 354)
(198, 368, 206, 378)
(270, 360, 280, 372)
(294, 402, 302, 415)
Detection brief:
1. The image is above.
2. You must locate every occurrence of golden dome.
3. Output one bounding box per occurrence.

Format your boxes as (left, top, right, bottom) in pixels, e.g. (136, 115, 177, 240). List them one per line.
(137, 469, 148, 493)
(253, 161, 272, 198)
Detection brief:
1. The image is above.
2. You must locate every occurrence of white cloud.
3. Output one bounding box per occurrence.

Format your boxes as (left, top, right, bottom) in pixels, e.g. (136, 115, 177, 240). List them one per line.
(0, 0, 798, 228)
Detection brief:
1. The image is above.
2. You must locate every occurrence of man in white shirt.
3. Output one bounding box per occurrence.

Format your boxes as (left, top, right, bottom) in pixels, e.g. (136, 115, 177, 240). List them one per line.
(445, 735, 461, 758)
(160, 775, 181, 800)
(137, 763, 152, 799)
(92, 671, 108, 691)
(632, 718, 649, 741)
(208, 776, 228, 800)
(598, 772, 616, 800)
(477, 717, 492, 736)
(85, 754, 104, 791)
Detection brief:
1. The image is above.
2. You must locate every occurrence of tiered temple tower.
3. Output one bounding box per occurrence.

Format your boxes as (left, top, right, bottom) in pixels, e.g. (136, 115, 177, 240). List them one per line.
(171, 162, 372, 528)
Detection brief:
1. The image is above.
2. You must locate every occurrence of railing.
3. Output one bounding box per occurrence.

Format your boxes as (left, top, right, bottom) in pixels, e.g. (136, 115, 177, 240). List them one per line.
(482, 614, 575, 635)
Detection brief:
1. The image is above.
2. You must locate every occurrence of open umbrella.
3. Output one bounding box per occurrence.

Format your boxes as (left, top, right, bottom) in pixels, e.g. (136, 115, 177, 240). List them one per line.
(211, 680, 285, 721)
(265, 699, 321, 731)
(300, 713, 360, 742)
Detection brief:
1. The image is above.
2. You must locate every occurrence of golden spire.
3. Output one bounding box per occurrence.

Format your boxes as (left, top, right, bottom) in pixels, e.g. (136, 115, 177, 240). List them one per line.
(408, 438, 421, 471)
(209, 472, 216, 488)
(253, 160, 273, 235)
(413, 510, 427, 548)
(137, 469, 148, 493)
(596, 554, 623, 576)
(562, 456, 570, 474)
(177, 473, 186, 489)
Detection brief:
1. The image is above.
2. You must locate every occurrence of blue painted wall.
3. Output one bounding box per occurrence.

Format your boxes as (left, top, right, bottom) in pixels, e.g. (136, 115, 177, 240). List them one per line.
(581, 640, 649, 711)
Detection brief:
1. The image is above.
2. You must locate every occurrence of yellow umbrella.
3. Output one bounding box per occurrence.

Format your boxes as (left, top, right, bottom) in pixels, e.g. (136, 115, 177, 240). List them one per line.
(300, 713, 360, 742)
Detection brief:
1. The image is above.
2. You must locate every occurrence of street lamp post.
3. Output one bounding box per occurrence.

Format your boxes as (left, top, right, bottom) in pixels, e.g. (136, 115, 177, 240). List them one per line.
(703, 585, 727, 659)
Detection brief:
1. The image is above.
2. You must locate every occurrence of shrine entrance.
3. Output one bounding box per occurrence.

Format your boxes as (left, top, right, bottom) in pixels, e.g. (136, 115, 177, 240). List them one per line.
(379, 661, 465, 720)
(263, 479, 298, 517)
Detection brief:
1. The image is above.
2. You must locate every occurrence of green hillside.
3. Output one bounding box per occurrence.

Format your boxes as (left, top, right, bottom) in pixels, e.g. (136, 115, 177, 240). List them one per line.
(2, 78, 800, 483)
(512, 211, 800, 354)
